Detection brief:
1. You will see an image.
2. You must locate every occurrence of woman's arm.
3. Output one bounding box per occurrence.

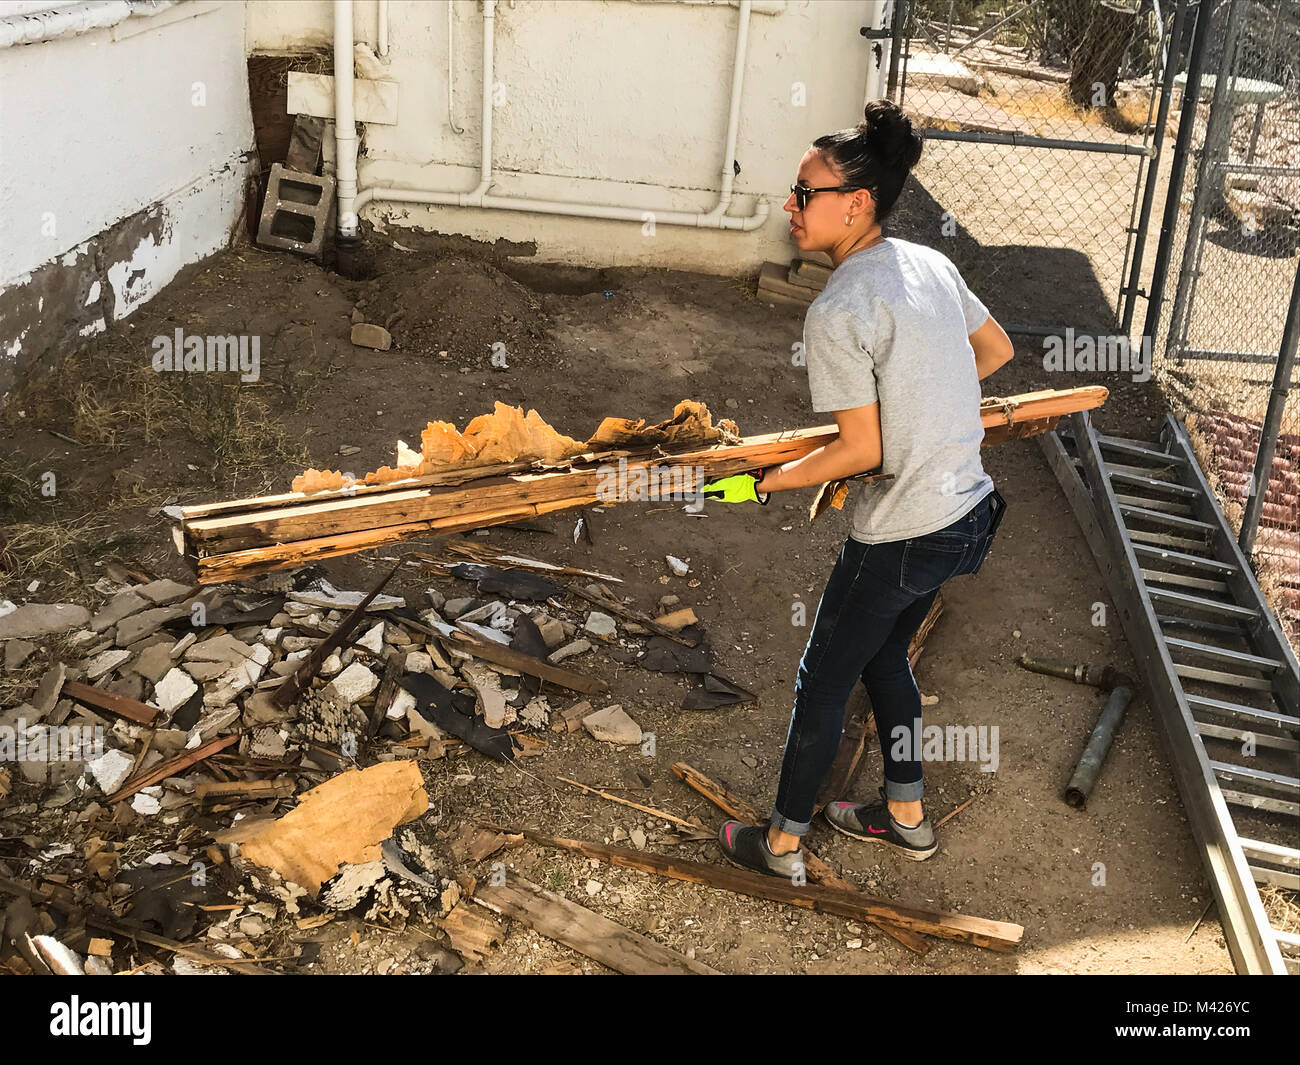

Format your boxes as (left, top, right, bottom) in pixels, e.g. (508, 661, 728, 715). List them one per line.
(970, 315, 1014, 380)
(755, 403, 882, 493)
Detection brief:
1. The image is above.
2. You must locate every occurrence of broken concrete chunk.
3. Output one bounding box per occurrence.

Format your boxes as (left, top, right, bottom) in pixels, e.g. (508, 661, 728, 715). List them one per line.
(31, 663, 68, 716)
(583, 611, 617, 641)
(88, 590, 149, 633)
(83, 648, 131, 682)
(581, 704, 642, 745)
(404, 651, 432, 674)
(389, 687, 416, 721)
(548, 638, 592, 664)
(184, 633, 256, 666)
(351, 323, 392, 350)
(326, 662, 380, 704)
(129, 642, 175, 685)
(0, 603, 90, 640)
(134, 579, 193, 606)
(153, 668, 198, 715)
(665, 555, 690, 577)
(115, 606, 186, 647)
(462, 663, 511, 729)
(356, 621, 385, 654)
(3, 638, 37, 670)
(87, 749, 135, 794)
(320, 652, 343, 678)
(288, 580, 404, 613)
(536, 618, 566, 650)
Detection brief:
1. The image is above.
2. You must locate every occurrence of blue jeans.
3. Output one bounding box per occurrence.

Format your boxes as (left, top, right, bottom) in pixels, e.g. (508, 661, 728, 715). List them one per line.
(769, 490, 999, 835)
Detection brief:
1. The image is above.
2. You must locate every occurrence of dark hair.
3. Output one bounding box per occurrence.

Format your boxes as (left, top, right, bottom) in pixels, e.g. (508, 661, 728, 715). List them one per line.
(812, 100, 923, 222)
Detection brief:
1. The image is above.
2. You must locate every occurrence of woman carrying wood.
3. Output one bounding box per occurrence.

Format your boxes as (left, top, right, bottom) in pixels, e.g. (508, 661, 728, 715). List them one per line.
(704, 100, 1014, 878)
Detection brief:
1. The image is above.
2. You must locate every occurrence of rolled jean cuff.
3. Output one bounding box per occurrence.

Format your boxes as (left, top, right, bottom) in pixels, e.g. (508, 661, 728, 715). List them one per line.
(768, 808, 811, 836)
(883, 774, 925, 803)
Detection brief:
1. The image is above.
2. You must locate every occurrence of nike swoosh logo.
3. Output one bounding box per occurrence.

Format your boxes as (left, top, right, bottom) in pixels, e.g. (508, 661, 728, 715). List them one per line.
(868, 826, 887, 834)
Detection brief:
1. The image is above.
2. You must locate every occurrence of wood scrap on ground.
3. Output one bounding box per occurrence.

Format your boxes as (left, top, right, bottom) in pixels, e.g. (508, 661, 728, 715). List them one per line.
(670, 762, 930, 956)
(481, 823, 1024, 953)
(472, 874, 719, 975)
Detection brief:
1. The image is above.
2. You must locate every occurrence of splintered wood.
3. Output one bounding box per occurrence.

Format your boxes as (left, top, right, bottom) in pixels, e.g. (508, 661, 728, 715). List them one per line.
(179, 388, 1107, 584)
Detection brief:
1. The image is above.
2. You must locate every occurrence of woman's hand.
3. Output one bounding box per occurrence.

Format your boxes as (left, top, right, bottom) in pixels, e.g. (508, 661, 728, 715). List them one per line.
(756, 403, 884, 493)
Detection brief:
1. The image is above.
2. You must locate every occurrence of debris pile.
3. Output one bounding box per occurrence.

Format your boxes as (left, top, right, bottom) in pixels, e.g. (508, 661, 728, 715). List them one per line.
(0, 541, 750, 974)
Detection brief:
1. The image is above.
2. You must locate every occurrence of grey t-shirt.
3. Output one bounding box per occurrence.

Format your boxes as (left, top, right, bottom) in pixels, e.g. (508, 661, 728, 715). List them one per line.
(803, 237, 994, 544)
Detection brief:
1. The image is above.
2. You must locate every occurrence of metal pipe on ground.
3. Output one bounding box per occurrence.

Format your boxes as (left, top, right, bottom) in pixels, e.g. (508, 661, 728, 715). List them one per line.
(1064, 685, 1135, 808)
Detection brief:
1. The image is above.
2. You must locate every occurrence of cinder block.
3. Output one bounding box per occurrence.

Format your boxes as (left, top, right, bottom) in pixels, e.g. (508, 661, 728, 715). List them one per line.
(257, 163, 335, 259)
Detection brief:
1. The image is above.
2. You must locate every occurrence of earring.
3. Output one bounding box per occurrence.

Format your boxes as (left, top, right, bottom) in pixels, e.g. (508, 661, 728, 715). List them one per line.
(844, 215, 853, 226)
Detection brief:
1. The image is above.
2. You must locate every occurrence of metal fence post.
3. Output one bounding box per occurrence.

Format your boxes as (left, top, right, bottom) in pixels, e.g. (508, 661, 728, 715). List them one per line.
(1165, 0, 1245, 361)
(1239, 257, 1300, 555)
(1141, 0, 1213, 348)
(1121, 0, 1189, 337)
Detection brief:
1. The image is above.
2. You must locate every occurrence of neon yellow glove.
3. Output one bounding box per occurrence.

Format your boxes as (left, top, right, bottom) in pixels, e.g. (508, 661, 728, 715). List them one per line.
(700, 471, 770, 505)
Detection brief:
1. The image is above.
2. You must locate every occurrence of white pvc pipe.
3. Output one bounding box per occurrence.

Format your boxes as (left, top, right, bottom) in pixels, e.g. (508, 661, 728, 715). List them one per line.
(377, 0, 388, 56)
(335, 0, 360, 236)
(0, 1, 177, 48)
(344, 0, 768, 233)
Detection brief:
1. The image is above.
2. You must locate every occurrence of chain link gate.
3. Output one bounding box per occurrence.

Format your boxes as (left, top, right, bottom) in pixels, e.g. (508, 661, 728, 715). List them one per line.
(1145, 0, 1300, 650)
(887, 0, 1179, 337)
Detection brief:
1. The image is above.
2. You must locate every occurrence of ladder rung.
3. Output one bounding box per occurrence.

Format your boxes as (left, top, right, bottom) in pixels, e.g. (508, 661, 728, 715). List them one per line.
(1220, 788, 1300, 816)
(1134, 543, 1237, 575)
(1120, 502, 1216, 533)
(1149, 587, 1260, 619)
(1176, 664, 1276, 691)
(1186, 693, 1300, 733)
(1129, 529, 1212, 552)
(1096, 435, 1187, 464)
(1239, 838, 1300, 869)
(1142, 568, 1230, 594)
(1197, 721, 1299, 752)
(1158, 613, 1250, 638)
(1211, 760, 1300, 795)
(1106, 465, 1200, 496)
(1117, 493, 1197, 517)
(1165, 636, 1285, 673)
(1251, 865, 1300, 890)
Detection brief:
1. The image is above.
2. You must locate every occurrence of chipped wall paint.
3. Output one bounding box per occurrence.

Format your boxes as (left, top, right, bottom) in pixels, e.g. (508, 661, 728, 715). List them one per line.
(246, 0, 893, 274)
(0, 2, 255, 402)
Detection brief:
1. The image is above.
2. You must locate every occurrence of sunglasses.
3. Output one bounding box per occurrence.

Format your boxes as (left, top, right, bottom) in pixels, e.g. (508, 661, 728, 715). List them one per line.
(789, 183, 867, 210)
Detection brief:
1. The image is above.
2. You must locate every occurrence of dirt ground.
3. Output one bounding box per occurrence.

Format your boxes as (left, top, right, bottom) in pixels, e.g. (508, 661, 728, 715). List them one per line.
(0, 224, 1242, 975)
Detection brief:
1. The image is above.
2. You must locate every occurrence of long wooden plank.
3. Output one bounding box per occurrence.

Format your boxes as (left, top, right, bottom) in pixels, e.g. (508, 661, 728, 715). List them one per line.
(485, 823, 1023, 952)
(669, 762, 931, 955)
(471, 874, 720, 974)
(183, 388, 1106, 583)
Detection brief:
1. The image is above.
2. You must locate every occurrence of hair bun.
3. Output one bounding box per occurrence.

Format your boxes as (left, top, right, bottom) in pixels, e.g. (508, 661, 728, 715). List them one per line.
(860, 100, 922, 169)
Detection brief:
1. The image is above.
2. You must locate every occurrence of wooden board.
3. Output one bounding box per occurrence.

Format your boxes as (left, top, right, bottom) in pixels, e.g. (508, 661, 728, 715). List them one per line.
(179, 388, 1107, 584)
(472, 874, 720, 974)
(489, 824, 1024, 952)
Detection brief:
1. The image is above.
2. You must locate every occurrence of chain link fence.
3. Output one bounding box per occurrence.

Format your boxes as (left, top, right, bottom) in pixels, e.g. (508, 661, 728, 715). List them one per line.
(1147, 0, 1300, 648)
(889, 0, 1172, 334)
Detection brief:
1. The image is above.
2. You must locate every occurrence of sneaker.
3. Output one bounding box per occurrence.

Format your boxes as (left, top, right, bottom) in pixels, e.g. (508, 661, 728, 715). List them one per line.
(822, 787, 937, 861)
(717, 820, 806, 880)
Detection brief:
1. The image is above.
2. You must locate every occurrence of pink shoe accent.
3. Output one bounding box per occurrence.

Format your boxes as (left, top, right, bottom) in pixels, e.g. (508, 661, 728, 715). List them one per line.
(724, 823, 734, 846)
(868, 825, 887, 834)
(835, 802, 854, 809)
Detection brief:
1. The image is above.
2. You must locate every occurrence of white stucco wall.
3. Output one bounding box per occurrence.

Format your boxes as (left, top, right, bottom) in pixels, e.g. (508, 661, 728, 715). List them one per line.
(246, 0, 894, 273)
(0, 0, 255, 395)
